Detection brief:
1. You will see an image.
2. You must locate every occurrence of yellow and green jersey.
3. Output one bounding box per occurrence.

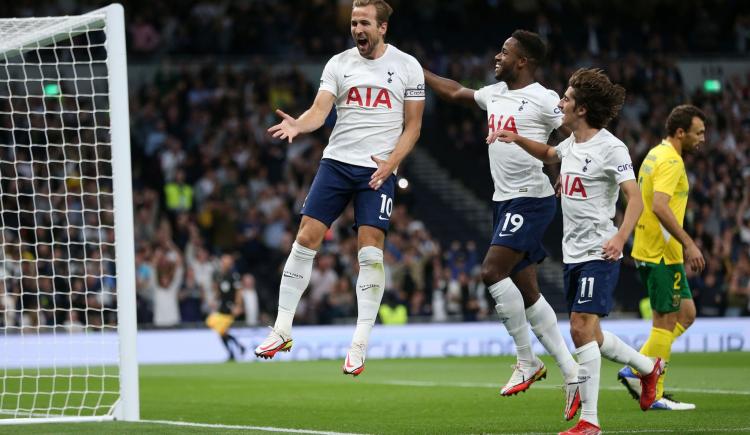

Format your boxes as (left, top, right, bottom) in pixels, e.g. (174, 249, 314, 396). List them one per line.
(632, 141, 689, 264)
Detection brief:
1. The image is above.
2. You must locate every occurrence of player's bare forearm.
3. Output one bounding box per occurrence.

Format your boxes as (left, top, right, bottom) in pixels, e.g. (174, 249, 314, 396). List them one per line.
(368, 132, 417, 189)
(423, 68, 476, 106)
(652, 192, 695, 248)
(519, 136, 558, 163)
(615, 180, 643, 241)
(293, 108, 326, 134)
(494, 132, 559, 164)
(268, 91, 335, 142)
(389, 126, 420, 169)
(369, 100, 423, 189)
(296, 92, 336, 133)
(653, 191, 705, 271)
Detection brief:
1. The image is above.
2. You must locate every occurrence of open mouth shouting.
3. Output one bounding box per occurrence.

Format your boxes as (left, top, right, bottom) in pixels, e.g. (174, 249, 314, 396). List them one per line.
(356, 34, 370, 54)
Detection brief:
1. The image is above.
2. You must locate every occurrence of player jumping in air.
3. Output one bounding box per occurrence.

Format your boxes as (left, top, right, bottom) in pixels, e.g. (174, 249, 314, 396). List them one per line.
(424, 30, 579, 404)
(256, 0, 424, 377)
(617, 105, 706, 411)
(488, 68, 664, 435)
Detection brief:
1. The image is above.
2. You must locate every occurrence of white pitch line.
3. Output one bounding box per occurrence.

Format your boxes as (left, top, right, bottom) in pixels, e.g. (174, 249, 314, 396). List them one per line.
(501, 428, 750, 435)
(139, 420, 750, 435)
(142, 419, 370, 435)
(376, 380, 750, 396)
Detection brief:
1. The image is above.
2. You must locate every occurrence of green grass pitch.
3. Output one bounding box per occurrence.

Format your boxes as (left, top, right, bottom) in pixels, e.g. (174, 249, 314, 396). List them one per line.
(2, 352, 750, 434)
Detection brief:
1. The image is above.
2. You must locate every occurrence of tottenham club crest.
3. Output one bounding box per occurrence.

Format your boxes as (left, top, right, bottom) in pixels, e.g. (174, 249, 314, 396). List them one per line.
(387, 70, 395, 83)
(518, 99, 528, 111)
(583, 157, 592, 172)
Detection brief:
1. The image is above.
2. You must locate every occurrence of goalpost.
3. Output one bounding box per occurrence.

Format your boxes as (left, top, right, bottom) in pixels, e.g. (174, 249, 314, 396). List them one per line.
(0, 4, 139, 424)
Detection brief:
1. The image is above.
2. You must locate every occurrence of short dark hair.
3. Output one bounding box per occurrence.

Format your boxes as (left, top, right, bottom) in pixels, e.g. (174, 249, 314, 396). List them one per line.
(353, 0, 393, 26)
(511, 29, 546, 64)
(568, 68, 626, 129)
(665, 105, 706, 137)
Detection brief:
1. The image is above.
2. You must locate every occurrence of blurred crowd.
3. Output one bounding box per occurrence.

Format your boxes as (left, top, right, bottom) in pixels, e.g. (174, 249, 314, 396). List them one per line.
(3, 1, 749, 59)
(1, 0, 749, 331)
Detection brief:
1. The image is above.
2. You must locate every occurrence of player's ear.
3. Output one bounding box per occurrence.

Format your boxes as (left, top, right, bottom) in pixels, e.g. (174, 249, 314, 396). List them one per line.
(576, 104, 587, 118)
(379, 21, 388, 36)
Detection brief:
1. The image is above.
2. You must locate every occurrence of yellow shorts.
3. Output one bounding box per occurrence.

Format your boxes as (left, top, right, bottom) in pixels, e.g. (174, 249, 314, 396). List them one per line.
(206, 313, 234, 335)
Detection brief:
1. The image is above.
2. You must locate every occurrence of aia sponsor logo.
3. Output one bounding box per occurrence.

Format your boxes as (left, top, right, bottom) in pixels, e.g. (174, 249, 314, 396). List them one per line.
(487, 114, 518, 134)
(561, 173, 588, 198)
(346, 87, 392, 108)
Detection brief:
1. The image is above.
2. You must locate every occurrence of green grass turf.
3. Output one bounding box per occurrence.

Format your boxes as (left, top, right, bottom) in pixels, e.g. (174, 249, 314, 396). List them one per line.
(1, 352, 750, 434)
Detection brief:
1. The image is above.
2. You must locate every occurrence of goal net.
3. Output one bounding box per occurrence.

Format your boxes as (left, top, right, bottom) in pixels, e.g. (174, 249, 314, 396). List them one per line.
(0, 4, 138, 424)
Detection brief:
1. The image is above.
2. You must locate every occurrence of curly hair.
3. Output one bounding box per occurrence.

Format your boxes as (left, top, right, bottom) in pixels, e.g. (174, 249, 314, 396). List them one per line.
(568, 68, 626, 129)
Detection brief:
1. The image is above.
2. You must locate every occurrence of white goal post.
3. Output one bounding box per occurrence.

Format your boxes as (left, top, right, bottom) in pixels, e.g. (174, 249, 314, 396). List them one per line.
(0, 4, 138, 424)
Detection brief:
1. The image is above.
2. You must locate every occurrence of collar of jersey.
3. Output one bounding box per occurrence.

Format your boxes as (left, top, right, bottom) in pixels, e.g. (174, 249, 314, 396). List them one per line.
(358, 43, 390, 63)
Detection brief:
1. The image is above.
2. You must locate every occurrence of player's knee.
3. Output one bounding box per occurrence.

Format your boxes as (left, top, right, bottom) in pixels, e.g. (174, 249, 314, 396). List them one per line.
(569, 316, 593, 346)
(480, 262, 510, 286)
(295, 227, 324, 250)
(652, 311, 678, 331)
(679, 306, 696, 329)
(358, 246, 383, 267)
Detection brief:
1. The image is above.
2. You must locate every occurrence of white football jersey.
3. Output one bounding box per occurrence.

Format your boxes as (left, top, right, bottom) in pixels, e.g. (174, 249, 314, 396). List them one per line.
(475, 82, 562, 201)
(555, 128, 636, 264)
(318, 45, 425, 169)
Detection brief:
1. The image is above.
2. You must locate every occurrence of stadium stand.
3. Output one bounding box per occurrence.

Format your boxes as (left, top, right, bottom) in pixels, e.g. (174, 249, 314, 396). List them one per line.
(1, 0, 748, 330)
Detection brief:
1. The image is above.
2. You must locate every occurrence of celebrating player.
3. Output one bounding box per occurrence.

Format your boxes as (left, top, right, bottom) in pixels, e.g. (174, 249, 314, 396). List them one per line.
(616, 105, 706, 411)
(424, 30, 579, 399)
(256, 0, 424, 377)
(488, 68, 663, 435)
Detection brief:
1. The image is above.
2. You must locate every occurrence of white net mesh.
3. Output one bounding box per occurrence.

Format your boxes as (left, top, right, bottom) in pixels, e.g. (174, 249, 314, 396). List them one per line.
(0, 13, 121, 419)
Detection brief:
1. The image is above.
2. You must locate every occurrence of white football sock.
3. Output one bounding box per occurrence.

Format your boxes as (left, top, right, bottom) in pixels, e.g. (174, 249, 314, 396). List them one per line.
(273, 241, 316, 335)
(488, 278, 534, 364)
(576, 341, 601, 427)
(600, 330, 654, 374)
(526, 295, 578, 382)
(351, 246, 385, 348)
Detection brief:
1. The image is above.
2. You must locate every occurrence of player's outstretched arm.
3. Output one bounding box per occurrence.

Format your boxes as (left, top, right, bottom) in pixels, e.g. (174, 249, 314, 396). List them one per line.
(267, 90, 336, 143)
(369, 99, 424, 189)
(652, 192, 706, 272)
(423, 68, 476, 107)
(602, 179, 643, 261)
(488, 130, 559, 164)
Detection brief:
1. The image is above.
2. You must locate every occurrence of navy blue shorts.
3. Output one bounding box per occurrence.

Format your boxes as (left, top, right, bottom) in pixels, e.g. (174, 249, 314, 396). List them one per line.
(491, 195, 556, 274)
(563, 259, 621, 315)
(301, 158, 396, 232)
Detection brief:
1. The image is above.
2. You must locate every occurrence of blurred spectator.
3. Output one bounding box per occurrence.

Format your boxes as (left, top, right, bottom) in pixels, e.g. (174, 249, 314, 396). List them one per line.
(239, 274, 260, 326)
(152, 242, 184, 327)
(321, 276, 355, 324)
(727, 251, 750, 317)
(379, 291, 408, 325)
(164, 169, 194, 214)
(308, 253, 338, 319)
(179, 267, 204, 322)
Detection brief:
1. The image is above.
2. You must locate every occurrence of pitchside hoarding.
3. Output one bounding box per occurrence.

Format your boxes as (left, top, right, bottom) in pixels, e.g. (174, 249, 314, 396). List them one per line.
(3, 318, 749, 368)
